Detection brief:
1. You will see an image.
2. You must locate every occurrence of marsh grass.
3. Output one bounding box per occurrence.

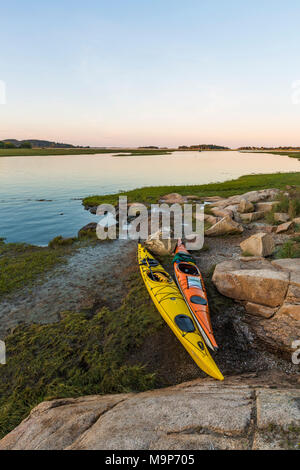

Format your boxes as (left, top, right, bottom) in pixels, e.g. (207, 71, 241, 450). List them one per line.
(275, 240, 300, 259)
(83, 172, 300, 210)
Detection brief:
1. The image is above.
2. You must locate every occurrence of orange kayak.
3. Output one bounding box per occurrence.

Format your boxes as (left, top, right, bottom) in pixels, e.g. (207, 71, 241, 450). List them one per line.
(173, 239, 218, 351)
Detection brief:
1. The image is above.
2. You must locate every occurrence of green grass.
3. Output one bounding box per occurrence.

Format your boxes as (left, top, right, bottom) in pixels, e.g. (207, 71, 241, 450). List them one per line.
(275, 240, 300, 259)
(0, 274, 163, 438)
(0, 148, 175, 157)
(0, 239, 73, 298)
(267, 151, 300, 161)
(83, 172, 300, 209)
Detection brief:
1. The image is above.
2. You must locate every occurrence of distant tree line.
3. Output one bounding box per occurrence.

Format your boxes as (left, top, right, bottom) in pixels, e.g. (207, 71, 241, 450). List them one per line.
(0, 141, 32, 149)
(178, 144, 230, 150)
(238, 146, 300, 150)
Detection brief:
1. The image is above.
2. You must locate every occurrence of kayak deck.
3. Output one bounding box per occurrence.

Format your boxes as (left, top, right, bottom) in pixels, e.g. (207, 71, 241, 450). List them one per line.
(173, 240, 218, 351)
(138, 244, 223, 381)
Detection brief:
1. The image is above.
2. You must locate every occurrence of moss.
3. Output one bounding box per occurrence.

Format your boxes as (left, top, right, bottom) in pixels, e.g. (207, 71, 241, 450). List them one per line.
(0, 273, 163, 438)
(48, 236, 76, 249)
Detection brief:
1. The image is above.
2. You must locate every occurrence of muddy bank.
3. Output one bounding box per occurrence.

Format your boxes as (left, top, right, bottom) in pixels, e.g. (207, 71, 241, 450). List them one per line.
(0, 239, 136, 339)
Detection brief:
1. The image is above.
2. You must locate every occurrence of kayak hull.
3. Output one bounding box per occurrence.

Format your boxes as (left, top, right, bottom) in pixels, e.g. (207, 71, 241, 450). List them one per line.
(173, 240, 218, 351)
(138, 244, 223, 381)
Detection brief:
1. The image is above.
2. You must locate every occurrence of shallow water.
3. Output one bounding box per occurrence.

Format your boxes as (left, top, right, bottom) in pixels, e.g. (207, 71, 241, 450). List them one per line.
(0, 150, 299, 245)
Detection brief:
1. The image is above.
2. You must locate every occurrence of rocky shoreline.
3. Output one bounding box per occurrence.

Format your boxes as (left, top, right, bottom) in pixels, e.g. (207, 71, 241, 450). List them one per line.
(0, 185, 299, 449)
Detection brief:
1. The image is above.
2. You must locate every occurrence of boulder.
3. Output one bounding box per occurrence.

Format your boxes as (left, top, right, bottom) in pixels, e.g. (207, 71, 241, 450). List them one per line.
(159, 193, 187, 204)
(240, 233, 275, 257)
(277, 303, 300, 320)
(293, 217, 300, 225)
(212, 260, 289, 307)
(0, 381, 299, 450)
(205, 217, 244, 237)
(240, 211, 265, 223)
(213, 189, 280, 209)
(144, 230, 177, 255)
(213, 257, 300, 357)
(78, 222, 97, 238)
(210, 207, 233, 218)
(245, 302, 277, 318)
(274, 213, 290, 223)
(271, 258, 300, 273)
(256, 201, 279, 213)
(204, 196, 225, 202)
(276, 221, 294, 234)
(239, 199, 254, 213)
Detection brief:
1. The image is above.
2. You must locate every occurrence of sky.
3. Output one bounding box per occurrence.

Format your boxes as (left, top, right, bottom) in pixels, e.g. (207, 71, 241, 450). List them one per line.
(1, 0, 300, 148)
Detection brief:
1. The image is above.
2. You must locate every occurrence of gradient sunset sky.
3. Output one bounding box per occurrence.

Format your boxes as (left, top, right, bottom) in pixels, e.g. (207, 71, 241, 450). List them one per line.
(1, 0, 300, 148)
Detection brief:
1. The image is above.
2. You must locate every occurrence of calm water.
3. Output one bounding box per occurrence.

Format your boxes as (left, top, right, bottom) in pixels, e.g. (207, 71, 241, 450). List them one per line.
(0, 151, 299, 245)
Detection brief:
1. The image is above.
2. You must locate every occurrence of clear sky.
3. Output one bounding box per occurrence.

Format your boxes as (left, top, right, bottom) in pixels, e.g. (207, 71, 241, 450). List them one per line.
(1, 0, 300, 148)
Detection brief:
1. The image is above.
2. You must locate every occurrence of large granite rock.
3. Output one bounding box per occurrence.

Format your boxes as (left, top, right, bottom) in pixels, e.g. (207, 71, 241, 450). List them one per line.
(159, 193, 187, 204)
(212, 189, 279, 209)
(212, 258, 300, 356)
(274, 213, 290, 223)
(239, 199, 254, 213)
(212, 259, 289, 307)
(144, 231, 177, 255)
(205, 217, 244, 237)
(240, 233, 275, 257)
(240, 211, 265, 223)
(1, 379, 299, 450)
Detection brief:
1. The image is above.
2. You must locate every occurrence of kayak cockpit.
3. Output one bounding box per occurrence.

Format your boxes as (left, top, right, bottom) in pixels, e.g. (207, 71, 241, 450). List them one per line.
(147, 271, 170, 283)
(177, 262, 199, 276)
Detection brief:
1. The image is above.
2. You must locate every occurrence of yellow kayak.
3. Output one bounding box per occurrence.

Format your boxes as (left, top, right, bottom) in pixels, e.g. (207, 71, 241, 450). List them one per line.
(138, 244, 224, 381)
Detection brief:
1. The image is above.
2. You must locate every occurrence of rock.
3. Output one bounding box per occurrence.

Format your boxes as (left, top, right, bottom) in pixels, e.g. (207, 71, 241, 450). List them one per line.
(239, 256, 264, 262)
(205, 217, 244, 237)
(245, 310, 299, 357)
(245, 302, 277, 318)
(293, 217, 300, 225)
(204, 196, 225, 202)
(186, 195, 202, 201)
(274, 213, 290, 223)
(204, 214, 219, 225)
(1, 380, 299, 450)
(239, 199, 254, 213)
(144, 231, 177, 255)
(78, 222, 97, 238)
(271, 259, 300, 273)
(214, 189, 280, 209)
(253, 389, 300, 450)
(0, 394, 129, 450)
(240, 233, 275, 257)
(276, 221, 294, 234)
(159, 193, 187, 204)
(210, 207, 233, 218)
(277, 303, 300, 321)
(240, 211, 265, 223)
(256, 201, 279, 213)
(256, 389, 300, 430)
(212, 260, 289, 307)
